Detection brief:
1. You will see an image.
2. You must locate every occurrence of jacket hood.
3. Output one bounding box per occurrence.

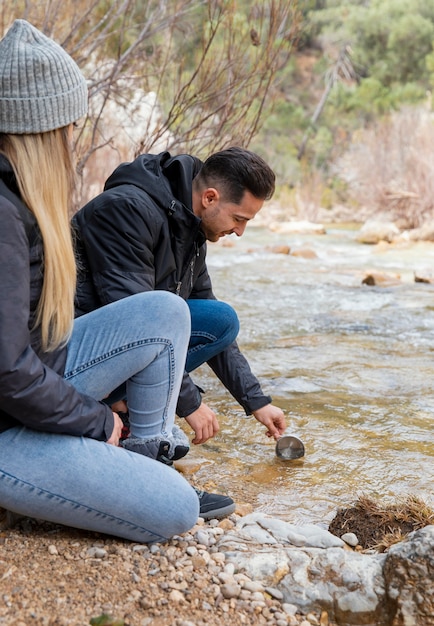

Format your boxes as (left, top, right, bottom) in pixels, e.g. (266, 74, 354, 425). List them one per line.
(103, 151, 203, 213)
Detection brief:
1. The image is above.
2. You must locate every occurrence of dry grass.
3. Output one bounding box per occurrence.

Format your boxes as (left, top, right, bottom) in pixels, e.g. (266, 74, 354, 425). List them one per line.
(328, 494, 434, 552)
(337, 106, 434, 228)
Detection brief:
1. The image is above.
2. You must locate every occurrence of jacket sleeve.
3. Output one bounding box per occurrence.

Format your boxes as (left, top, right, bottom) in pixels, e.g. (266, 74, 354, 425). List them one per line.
(0, 199, 113, 440)
(176, 371, 203, 417)
(207, 341, 272, 415)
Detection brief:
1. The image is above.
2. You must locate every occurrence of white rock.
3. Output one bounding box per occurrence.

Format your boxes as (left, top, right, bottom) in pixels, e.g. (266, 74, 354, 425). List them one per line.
(341, 532, 359, 547)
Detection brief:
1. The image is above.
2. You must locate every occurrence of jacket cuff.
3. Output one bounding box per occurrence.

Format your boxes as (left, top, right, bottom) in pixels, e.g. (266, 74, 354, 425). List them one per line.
(241, 395, 272, 416)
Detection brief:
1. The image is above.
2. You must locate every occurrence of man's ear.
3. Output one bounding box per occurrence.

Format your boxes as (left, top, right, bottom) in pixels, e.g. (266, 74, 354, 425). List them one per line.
(202, 187, 220, 208)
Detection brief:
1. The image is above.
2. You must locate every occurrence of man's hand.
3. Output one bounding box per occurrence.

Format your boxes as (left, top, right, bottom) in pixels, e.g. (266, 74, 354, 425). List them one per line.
(184, 401, 220, 444)
(252, 404, 286, 440)
(107, 411, 124, 446)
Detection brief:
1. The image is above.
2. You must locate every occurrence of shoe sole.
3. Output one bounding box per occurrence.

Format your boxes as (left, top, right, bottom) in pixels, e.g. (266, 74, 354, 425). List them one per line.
(199, 502, 236, 521)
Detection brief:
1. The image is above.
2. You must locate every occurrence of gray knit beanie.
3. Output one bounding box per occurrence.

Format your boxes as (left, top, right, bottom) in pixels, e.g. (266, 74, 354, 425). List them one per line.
(0, 19, 88, 134)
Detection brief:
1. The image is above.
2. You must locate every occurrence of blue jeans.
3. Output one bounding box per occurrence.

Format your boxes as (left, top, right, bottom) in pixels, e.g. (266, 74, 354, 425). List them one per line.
(185, 299, 240, 372)
(0, 292, 199, 542)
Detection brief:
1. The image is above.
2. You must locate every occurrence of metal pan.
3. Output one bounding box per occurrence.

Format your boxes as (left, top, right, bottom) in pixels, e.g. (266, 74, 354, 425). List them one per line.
(275, 434, 305, 460)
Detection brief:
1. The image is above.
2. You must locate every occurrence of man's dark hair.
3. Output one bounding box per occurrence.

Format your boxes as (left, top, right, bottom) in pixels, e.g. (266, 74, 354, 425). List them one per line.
(194, 147, 275, 203)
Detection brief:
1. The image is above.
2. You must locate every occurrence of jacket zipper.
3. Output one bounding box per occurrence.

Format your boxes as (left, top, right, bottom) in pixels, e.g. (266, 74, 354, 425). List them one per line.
(176, 243, 199, 296)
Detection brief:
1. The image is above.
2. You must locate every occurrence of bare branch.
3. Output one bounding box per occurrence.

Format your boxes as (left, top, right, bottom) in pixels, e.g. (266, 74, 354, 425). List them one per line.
(1, 0, 299, 204)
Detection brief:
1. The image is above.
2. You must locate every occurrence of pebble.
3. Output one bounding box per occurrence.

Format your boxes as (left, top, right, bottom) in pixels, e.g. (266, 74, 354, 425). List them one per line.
(341, 532, 359, 547)
(243, 580, 264, 593)
(1, 510, 326, 626)
(282, 602, 298, 616)
(194, 529, 210, 546)
(86, 546, 107, 559)
(265, 586, 284, 600)
(220, 583, 241, 599)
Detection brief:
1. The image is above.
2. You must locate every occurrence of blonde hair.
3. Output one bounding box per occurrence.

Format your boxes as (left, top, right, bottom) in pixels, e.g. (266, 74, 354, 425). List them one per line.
(0, 128, 77, 351)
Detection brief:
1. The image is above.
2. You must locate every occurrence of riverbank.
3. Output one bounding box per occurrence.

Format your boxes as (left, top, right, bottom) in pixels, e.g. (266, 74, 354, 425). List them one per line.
(0, 509, 326, 626)
(2, 492, 432, 626)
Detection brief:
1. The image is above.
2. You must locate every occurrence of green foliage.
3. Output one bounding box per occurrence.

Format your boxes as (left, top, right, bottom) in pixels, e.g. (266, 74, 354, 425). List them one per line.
(257, 0, 434, 210)
(426, 45, 434, 88)
(310, 125, 333, 167)
(331, 78, 394, 117)
(309, 0, 434, 88)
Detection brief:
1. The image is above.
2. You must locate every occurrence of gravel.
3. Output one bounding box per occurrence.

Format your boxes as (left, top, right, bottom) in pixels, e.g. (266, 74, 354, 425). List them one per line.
(0, 509, 330, 626)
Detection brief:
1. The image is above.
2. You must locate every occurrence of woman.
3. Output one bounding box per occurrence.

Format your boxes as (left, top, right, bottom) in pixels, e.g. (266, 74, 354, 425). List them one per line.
(0, 19, 200, 543)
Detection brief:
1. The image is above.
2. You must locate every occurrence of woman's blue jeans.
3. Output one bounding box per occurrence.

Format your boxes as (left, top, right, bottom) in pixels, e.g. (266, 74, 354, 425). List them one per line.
(185, 299, 240, 372)
(105, 299, 240, 402)
(0, 292, 199, 542)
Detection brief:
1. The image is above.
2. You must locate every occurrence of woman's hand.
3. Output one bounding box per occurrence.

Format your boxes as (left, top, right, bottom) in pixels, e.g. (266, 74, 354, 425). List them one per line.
(106, 411, 124, 446)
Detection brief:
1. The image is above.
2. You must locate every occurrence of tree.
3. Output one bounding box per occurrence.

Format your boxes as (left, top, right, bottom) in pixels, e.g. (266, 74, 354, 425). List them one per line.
(1, 0, 299, 205)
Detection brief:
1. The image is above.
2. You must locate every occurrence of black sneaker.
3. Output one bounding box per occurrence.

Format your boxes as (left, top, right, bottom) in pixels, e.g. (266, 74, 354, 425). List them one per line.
(194, 488, 235, 521)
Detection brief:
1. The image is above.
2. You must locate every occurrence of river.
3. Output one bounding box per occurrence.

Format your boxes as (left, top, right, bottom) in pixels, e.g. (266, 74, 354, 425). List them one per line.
(180, 224, 434, 526)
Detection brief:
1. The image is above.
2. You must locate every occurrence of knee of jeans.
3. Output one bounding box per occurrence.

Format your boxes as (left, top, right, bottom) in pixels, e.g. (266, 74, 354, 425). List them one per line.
(221, 302, 240, 341)
(179, 484, 200, 531)
(130, 291, 191, 332)
(170, 294, 191, 333)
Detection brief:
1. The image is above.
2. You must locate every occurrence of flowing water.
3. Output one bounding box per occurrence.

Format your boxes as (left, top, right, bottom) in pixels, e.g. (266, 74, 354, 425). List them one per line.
(183, 224, 434, 526)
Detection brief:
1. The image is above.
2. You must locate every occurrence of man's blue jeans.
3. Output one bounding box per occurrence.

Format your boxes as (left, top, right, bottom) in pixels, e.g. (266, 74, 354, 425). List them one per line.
(0, 292, 199, 542)
(185, 299, 240, 372)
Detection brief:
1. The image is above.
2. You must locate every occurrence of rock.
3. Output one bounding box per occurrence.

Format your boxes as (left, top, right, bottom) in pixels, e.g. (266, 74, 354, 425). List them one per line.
(235, 502, 254, 516)
(266, 244, 291, 254)
(194, 529, 210, 546)
(414, 271, 434, 283)
(86, 546, 107, 559)
(362, 271, 401, 286)
(290, 247, 318, 259)
(356, 220, 400, 244)
(282, 603, 299, 616)
(405, 221, 434, 241)
(220, 583, 241, 599)
(269, 220, 326, 235)
(383, 525, 434, 625)
(265, 586, 284, 600)
(236, 513, 345, 549)
(168, 589, 186, 603)
(341, 533, 359, 547)
(218, 513, 390, 624)
(243, 580, 264, 593)
(227, 547, 387, 624)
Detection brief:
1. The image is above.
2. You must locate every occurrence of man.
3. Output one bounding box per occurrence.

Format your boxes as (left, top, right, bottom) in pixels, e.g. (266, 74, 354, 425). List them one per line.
(73, 147, 286, 460)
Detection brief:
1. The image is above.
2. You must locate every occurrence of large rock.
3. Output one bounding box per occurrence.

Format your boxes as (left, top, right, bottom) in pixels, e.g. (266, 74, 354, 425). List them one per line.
(384, 525, 434, 626)
(269, 220, 326, 235)
(356, 220, 400, 244)
(217, 513, 434, 625)
(405, 221, 434, 242)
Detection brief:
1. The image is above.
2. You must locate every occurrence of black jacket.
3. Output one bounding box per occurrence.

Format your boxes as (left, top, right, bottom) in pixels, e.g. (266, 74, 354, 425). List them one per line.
(0, 157, 113, 439)
(73, 152, 271, 416)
